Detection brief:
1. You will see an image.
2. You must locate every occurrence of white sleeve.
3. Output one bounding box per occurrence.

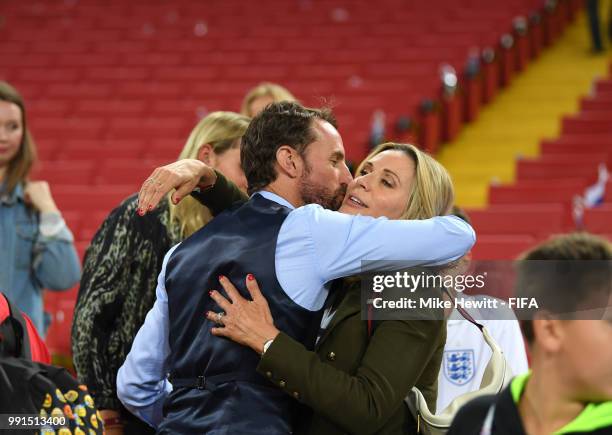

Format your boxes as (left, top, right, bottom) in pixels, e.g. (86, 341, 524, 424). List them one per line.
(491, 319, 530, 376)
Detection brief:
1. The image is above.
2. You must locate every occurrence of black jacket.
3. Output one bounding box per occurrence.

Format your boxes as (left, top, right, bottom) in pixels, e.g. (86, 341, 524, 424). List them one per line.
(448, 379, 612, 435)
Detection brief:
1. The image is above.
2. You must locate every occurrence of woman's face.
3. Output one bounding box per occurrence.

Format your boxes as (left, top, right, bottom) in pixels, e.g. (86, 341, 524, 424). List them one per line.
(248, 95, 275, 117)
(210, 147, 248, 193)
(0, 100, 23, 169)
(339, 150, 415, 219)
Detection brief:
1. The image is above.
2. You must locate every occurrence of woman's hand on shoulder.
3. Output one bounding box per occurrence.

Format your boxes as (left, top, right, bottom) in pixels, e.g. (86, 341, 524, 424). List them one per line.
(137, 159, 216, 216)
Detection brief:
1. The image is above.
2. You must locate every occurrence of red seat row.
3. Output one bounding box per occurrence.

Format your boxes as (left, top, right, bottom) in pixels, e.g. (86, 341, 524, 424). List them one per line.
(476, 76, 612, 259)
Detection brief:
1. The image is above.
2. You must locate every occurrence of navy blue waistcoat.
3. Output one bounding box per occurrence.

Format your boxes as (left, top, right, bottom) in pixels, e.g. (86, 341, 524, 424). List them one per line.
(159, 195, 320, 435)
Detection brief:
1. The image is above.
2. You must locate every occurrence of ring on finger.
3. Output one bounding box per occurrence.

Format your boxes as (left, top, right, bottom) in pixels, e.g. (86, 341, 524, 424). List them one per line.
(216, 311, 225, 324)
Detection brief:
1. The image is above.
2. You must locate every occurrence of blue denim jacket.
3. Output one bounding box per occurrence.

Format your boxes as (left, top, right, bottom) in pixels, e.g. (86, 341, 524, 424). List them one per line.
(0, 183, 81, 334)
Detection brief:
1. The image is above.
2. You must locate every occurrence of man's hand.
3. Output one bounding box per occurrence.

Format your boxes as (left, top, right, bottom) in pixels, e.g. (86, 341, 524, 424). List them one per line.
(137, 159, 216, 215)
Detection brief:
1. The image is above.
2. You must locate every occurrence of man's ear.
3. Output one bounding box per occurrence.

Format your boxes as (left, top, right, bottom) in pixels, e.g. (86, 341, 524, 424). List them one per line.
(276, 146, 303, 179)
(197, 144, 214, 165)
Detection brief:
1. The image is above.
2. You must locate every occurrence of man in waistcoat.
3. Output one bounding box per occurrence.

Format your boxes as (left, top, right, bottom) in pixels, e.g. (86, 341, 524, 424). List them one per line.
(117, 102, 476, 434)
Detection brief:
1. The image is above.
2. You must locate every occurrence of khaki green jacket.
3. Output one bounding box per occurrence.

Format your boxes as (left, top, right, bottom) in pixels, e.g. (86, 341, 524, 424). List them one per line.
(257, 282, 446, 435)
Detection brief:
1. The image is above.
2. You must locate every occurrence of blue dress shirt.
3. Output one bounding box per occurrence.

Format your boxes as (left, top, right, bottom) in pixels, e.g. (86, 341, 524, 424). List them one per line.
(117, 191, 476, 427)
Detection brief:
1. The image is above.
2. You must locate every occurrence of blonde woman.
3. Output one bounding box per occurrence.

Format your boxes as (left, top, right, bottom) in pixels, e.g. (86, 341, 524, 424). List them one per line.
(142, 142, 454, 434)
(241, 82, 297, 117)
(71, 111, 249, 435)
(0, 82, 80, 335)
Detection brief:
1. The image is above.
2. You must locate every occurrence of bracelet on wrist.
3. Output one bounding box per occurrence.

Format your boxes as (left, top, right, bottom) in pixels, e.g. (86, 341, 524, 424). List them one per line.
(261, 338, 274, 355)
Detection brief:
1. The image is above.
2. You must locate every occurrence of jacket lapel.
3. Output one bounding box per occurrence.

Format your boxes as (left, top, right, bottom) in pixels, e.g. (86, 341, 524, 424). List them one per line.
(315, 287, 360, 350)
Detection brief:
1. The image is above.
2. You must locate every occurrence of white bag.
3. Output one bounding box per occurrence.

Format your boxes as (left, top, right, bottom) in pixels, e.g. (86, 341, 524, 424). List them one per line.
(406, 310, 513, 434)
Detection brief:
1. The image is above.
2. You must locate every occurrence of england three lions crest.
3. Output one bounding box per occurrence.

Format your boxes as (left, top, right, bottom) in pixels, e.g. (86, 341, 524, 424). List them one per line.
(443, 349, 475, 386)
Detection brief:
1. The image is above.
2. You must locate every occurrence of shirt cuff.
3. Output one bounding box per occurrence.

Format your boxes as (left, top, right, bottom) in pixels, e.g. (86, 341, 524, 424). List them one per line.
(39, 212, 67, 238)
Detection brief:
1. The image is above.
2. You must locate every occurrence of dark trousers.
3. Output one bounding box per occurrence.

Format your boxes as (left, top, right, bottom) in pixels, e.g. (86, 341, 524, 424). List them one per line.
(587, 0, 604, 51)
(121, 406, 156, 435)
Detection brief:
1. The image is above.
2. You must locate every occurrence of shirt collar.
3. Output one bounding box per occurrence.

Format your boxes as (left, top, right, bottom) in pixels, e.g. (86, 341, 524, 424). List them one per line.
(251, 190, 296, 210)
(0, 182, 24, 205)
(510, 371, 612, 433)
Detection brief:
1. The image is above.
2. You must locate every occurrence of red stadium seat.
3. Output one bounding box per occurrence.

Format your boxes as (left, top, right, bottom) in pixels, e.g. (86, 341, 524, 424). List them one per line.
(95, 159, 166, 186)
(562, 114, 612, 135)
(489, 179, 588, 204)
(466, 204, 567, 238)
(516, 157, 604, 182)
(594, 80, 612, 94)
(583, 205, 612, 234)
(471, 235, 537, 260)
(31, 160, 96, 185)
(540, 139, 612, 156)
(52, 186, 134, 214)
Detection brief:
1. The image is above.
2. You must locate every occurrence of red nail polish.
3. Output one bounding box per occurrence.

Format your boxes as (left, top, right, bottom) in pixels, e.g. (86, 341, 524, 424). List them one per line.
(148, 204, 153, 211)
(247, 274, 254, 281)
(218, 275, 224, 281)
(208, 291, 213, 296)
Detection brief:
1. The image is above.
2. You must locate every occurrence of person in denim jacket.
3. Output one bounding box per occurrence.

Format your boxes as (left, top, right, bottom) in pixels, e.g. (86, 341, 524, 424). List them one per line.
(0, 82, 80, 334)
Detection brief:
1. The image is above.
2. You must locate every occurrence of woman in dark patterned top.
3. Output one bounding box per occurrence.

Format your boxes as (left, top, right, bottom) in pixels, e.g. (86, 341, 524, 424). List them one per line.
(71, 111, 249, 435)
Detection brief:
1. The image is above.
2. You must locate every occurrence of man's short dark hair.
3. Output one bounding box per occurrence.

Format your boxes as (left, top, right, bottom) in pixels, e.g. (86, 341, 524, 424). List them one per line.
(516, 232, 612, 344)
(241, 101, 337, 195)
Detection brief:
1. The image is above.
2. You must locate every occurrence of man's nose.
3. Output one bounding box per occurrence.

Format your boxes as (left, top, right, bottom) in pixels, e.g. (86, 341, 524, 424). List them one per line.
(340, 163, 353, 185)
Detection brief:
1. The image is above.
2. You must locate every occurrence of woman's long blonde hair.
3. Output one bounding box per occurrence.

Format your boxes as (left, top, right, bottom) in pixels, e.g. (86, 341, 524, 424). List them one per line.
(355, 143, 454, 220)
(240, 82, 297, 116)
(0, 82, 37, 195)
(169, 111, 250, 238)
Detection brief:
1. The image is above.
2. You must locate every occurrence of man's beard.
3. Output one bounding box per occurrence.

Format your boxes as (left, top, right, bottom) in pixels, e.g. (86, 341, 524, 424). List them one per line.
(298, 173, 347, 211)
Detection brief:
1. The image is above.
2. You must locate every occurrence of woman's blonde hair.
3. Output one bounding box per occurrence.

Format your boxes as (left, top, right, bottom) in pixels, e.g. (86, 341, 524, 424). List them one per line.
(240, 82, 297, 116)
(169, 111, 250, 238)
(0, 82, 37, 195)
(355, 143, 454, 220)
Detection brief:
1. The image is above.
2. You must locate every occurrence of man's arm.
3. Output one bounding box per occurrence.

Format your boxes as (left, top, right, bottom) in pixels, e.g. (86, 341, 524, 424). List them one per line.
(287, 205, 476, 284)
(190, 170, 248, 216)
(116, 245, 178, 428)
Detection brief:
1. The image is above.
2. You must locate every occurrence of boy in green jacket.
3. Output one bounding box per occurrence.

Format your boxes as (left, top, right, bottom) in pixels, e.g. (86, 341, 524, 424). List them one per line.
(449, 233, 612, 435)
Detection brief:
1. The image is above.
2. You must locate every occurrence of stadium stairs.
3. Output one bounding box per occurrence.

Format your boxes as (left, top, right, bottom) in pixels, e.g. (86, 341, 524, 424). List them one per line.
(438, 4, 612, 260)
